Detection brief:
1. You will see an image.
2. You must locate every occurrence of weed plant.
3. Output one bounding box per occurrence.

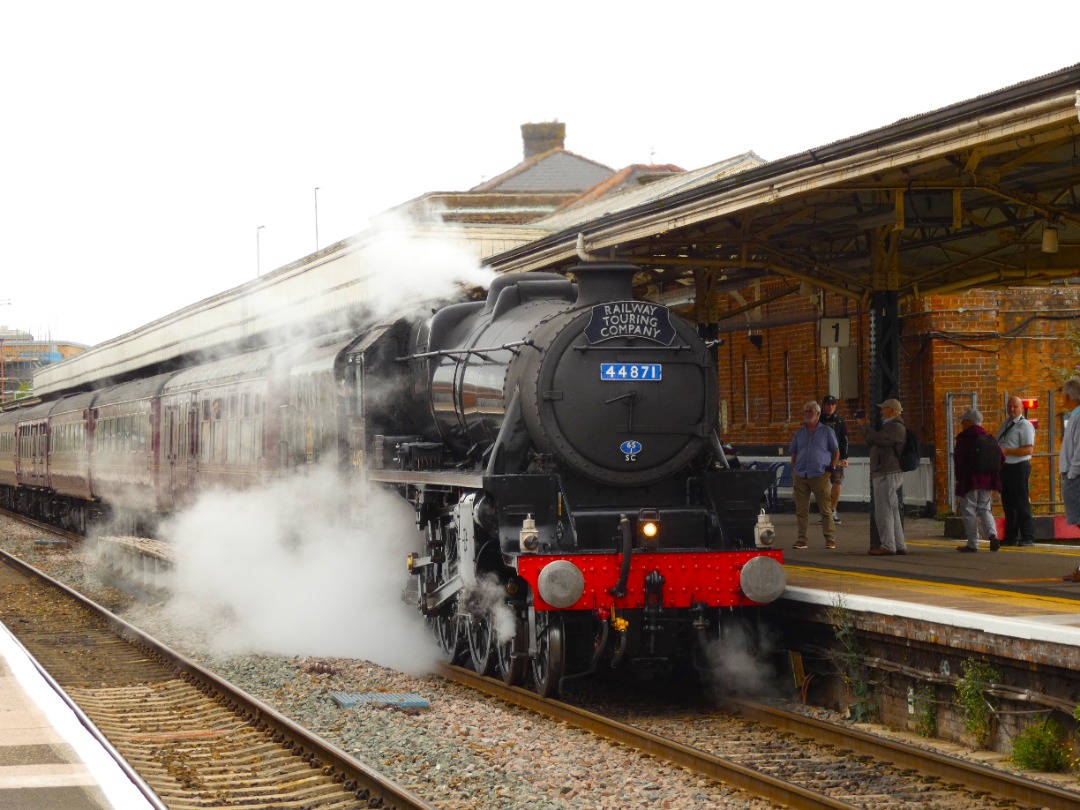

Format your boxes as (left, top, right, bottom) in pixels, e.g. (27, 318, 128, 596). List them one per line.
(1008, 717, 1071, 772)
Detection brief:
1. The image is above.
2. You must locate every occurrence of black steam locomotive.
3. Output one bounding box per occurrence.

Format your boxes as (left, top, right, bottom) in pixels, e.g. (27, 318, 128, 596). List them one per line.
(0, 262, 784, 696)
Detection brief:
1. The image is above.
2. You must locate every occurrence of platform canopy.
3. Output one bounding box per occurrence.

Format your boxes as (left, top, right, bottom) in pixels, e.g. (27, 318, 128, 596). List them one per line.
(484, 64, 1080, 321)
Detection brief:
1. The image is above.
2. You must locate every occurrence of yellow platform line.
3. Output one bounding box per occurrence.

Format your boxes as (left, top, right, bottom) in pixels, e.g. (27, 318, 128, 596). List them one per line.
(786, 565, 1080, 610)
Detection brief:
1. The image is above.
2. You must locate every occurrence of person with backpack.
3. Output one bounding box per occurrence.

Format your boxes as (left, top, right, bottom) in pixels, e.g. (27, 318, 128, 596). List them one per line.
(858, 398, 909, 556)
(997, 396, 1036, 546)
(953, 408, 1004, 552)
(819, 395, 848, 525)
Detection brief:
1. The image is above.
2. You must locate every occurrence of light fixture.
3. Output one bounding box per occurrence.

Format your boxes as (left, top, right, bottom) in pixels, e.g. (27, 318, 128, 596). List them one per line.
(637, 509, 660, 549)
(1042, 223, 1059, 254)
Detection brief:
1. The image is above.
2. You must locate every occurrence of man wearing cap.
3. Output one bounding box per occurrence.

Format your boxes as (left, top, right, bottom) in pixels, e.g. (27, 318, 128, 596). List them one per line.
(858, 399, 909, 556)
(953, 408, 1003, 552)
(997, 396, 1036, 546)
(819, 395, 848, 525)
(788, 400, 840, 550)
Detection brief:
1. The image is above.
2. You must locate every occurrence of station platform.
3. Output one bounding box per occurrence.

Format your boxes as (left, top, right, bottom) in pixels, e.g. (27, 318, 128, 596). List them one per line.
(0, 623, 157, 810)
(771, 510, 1080, 649)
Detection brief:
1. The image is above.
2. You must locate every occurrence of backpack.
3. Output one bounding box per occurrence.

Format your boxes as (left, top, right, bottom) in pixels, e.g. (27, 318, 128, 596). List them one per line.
(897, 426, 920, 472)
(972, 432, 1003, 474)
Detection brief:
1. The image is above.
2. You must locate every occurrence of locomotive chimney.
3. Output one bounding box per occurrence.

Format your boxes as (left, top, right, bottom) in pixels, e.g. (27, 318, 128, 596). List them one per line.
(522, 122, 565, 159)
(570, 262, 638, 305)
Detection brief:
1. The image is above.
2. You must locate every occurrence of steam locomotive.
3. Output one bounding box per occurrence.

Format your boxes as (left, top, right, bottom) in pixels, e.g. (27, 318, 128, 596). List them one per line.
(0, 262, 785, 695)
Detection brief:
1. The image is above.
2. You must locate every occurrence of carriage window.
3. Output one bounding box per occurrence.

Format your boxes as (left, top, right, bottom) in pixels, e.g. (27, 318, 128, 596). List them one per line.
(227, 419, 239, 461)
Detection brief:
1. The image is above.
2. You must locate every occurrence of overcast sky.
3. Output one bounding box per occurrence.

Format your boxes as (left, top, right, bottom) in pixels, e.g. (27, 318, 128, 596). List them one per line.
(3, 2, 1078, 347)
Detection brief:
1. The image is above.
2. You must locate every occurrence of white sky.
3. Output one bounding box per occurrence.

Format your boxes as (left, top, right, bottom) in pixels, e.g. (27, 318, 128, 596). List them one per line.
(3, 1, 1078, 347)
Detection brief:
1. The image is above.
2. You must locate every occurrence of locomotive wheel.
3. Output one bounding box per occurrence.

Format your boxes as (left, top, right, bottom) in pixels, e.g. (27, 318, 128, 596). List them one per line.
(497, 618, 527, 686)
(467, 613, 498, 676)
(531, 614, 565, 698)
(431, 610, 465, 664)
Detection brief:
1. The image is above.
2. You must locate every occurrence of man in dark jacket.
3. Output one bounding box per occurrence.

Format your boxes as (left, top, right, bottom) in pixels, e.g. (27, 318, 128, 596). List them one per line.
(954, 408, 1005, 552)
(819, 395, 848, 524)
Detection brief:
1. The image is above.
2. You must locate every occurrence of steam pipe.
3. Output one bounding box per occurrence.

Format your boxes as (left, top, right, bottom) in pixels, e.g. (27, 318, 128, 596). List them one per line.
(609, 515, 633, 598)
(576, 232, 596, 262)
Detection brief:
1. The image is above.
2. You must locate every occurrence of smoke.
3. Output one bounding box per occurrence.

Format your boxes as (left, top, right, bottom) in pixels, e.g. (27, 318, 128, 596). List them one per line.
(154, 465, 439, 674)
(359, 213, 498, 318)
(460, 573, 517, 644)
(699, 621, 786, 700)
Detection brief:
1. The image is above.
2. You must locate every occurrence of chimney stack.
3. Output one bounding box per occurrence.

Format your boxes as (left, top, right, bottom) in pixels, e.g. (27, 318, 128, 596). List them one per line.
(521, 122, 565, 159)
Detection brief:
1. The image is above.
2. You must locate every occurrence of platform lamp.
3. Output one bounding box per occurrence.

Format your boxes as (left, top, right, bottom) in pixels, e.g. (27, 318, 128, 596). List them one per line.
(1021, 396, 1038, 430)
(256, 225, 265, 277)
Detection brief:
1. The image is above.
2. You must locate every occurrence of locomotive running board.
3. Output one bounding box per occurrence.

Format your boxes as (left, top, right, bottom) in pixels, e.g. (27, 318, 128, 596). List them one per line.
(367, 470, 484, 488)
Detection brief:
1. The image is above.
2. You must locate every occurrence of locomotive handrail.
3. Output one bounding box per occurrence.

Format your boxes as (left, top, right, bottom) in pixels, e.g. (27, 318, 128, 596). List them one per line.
(571, 343, 694, 352)
(395, 339, 538, 362)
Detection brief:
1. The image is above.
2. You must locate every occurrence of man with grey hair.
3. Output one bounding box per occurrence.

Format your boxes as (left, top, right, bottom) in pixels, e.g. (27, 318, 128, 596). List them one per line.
(953, 408, 1003, 552)
(858, 398, 908, 555)
(788, 400, 840, 550)
(997, 395, 1036, 546)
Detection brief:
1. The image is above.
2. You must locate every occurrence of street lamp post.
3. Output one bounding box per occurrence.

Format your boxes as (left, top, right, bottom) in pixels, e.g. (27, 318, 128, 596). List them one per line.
(0, 299, 10, 403)
(256, 225, 265, 277)
(314, 187, 320, 252)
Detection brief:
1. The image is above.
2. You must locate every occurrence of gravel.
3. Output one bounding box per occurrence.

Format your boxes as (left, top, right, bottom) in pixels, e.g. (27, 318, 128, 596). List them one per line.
(0, 518, 773, 809)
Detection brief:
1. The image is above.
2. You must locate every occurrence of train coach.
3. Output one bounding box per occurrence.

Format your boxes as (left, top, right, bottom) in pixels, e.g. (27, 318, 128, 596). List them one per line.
(0, 262, 785, 696)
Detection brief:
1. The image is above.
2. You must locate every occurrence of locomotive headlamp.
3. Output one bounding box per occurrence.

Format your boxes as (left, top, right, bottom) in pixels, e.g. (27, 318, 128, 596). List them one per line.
(519, 514, 540, 553)
(754, 510, 776, 548)
(638, 509, 660, 549)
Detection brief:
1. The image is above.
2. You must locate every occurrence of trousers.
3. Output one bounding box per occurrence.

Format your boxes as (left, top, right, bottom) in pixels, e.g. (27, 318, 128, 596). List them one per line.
(959, 489, 996, 548)
(871, 472, 906, 552)
(1000, 461, 1034, 543)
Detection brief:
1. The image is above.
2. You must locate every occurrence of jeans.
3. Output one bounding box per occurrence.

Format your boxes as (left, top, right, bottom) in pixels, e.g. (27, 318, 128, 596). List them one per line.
(1063, 474, 1080, 526)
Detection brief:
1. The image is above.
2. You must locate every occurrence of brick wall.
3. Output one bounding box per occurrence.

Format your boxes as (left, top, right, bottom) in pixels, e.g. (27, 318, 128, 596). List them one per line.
(720, 280, 1080, 515)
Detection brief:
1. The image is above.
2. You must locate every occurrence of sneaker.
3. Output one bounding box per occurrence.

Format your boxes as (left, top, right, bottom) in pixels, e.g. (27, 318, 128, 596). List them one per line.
(1017, 541, 1034, 546)
(867, 547, 895, 556)
(793, 539, 808, 549)
(999, 539, 1017, 547)
(832, 510, 841, 525)
(957, 545, 977, 553)
(825, 540, 836, 550)
(989, 535, 1000, 552)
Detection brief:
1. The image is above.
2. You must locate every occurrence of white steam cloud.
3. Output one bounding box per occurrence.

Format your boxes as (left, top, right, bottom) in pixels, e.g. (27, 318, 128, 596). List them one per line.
(157, 466, 438, 674)
(700, 622, 786, 700)
(360, 214, 498, 318)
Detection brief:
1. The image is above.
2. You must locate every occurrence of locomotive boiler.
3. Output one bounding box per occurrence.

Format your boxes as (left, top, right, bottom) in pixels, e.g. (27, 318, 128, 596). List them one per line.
(370, 262, 785, 695)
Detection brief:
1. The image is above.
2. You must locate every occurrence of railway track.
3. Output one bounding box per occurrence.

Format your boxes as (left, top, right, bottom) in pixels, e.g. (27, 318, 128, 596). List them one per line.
(0, 548, 437, 810)
(441, 664, 1080, 810)
(7, 510, 1080, 807)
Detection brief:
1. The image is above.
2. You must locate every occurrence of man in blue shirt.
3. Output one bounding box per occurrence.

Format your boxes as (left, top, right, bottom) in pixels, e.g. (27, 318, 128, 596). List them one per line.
(789, 400, 840, 549)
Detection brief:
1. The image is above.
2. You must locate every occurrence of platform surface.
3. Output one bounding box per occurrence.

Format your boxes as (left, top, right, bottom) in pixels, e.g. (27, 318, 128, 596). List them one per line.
(0, 623, 156, 810)
(772, 510, 1080, 646)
